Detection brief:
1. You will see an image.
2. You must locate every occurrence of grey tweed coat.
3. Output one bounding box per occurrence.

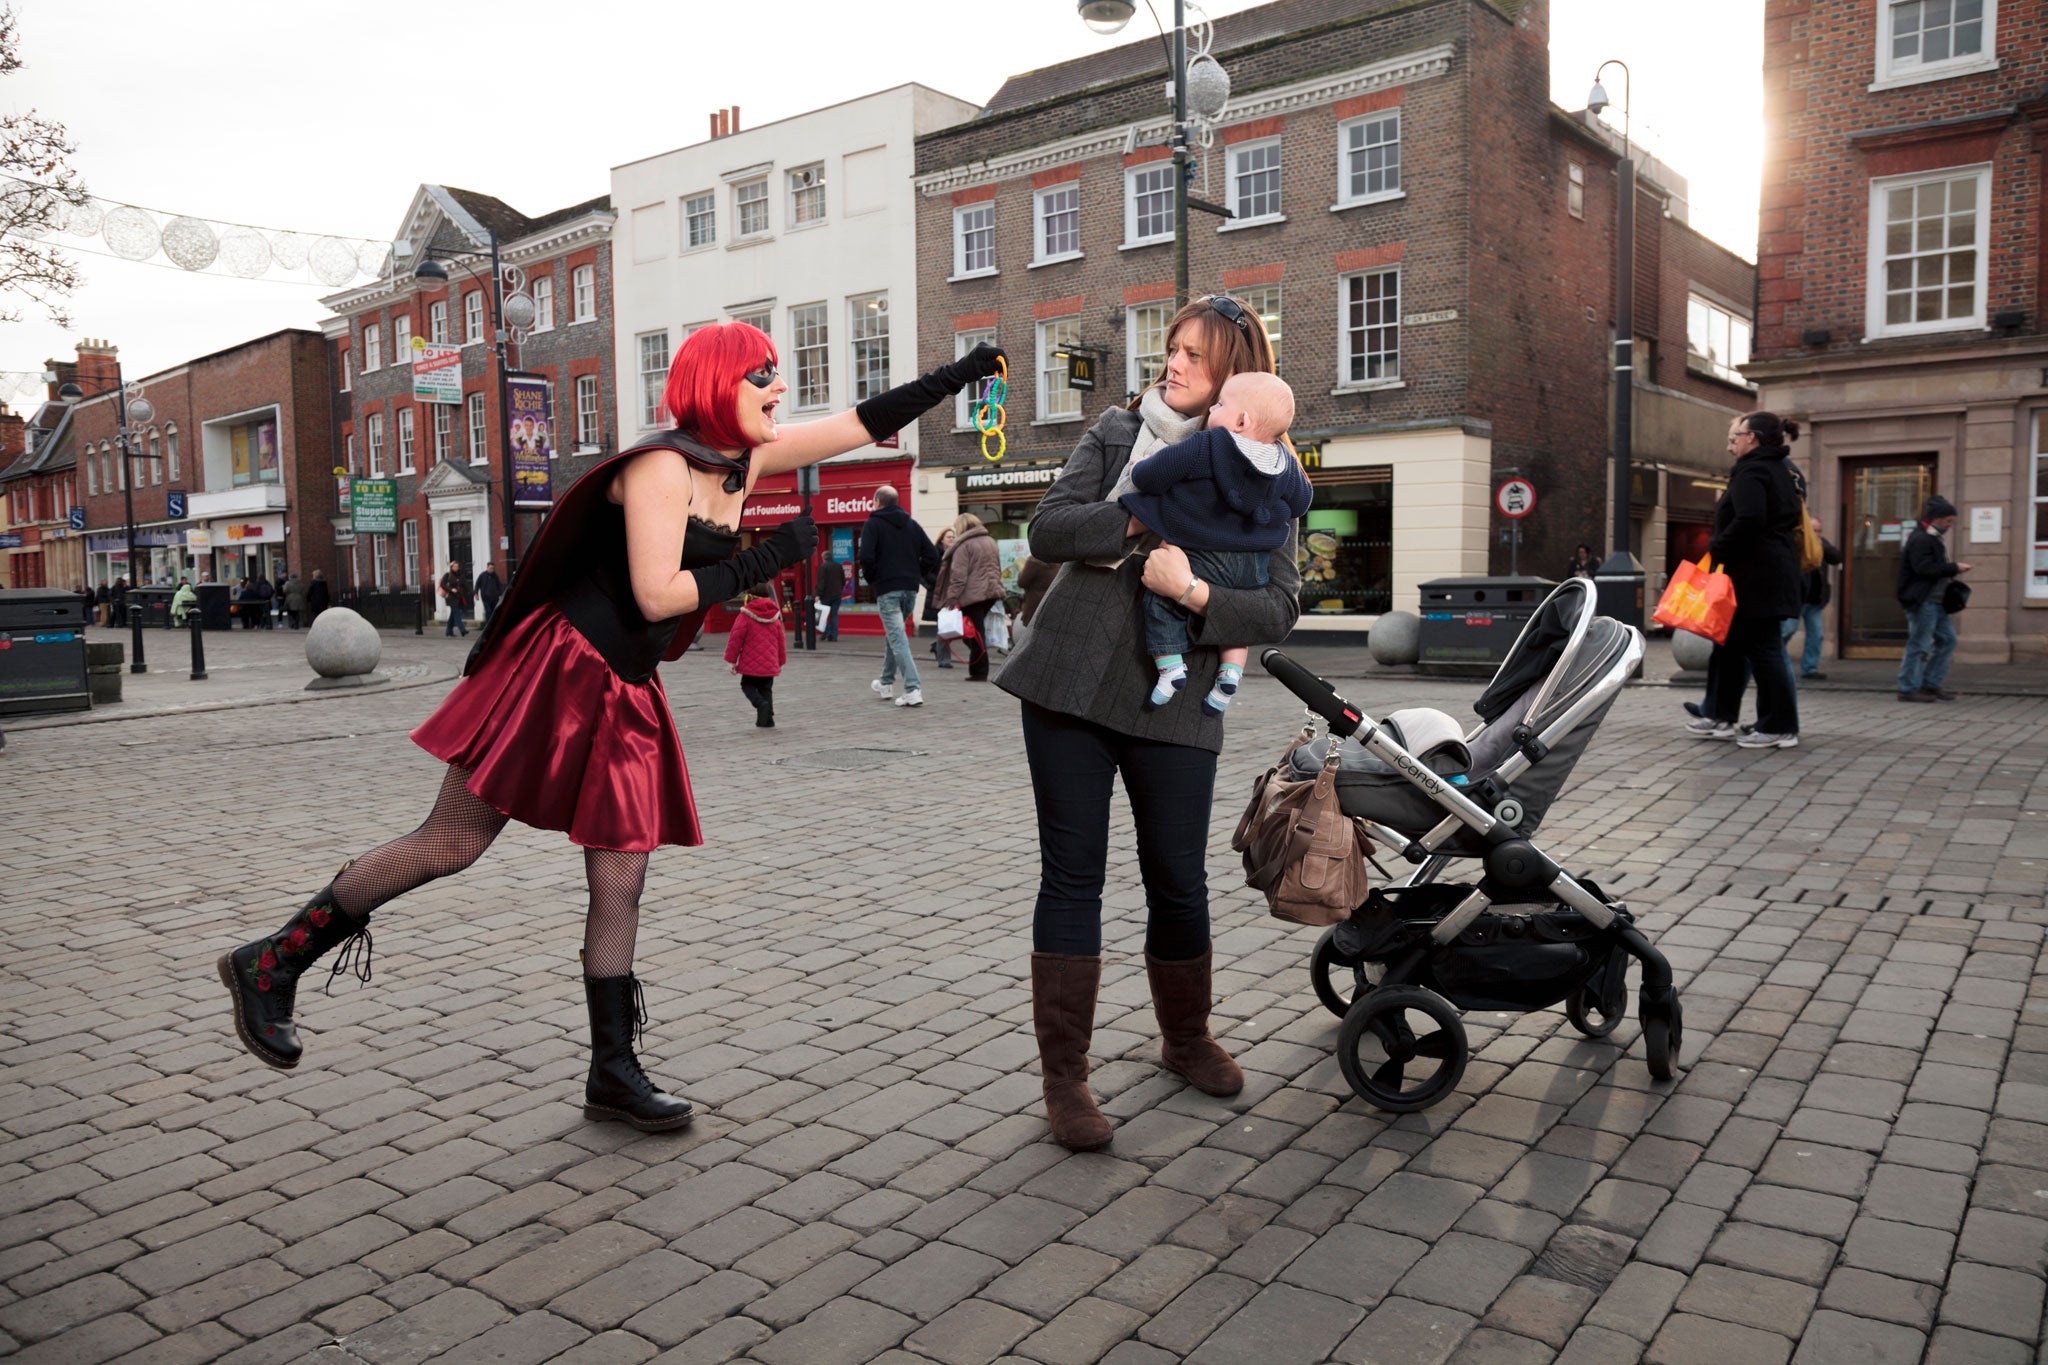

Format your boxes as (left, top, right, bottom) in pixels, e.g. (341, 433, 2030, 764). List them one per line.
(997, 407, 1302, 754)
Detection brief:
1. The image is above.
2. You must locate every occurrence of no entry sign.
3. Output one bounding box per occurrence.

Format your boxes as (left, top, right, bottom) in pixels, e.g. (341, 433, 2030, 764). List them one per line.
(1495, 478, 1536, 519)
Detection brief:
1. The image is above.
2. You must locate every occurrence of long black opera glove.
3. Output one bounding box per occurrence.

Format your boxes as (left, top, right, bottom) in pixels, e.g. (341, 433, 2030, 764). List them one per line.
(687, 516, 817, 608)
(855, 343, 1007, 442)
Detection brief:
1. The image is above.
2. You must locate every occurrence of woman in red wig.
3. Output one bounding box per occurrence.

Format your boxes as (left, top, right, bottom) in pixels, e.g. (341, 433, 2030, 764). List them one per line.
(218, 322, 1003, 1130)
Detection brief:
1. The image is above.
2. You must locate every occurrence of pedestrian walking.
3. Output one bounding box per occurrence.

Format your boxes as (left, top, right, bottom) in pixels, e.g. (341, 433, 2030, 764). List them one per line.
(284, 573, 307, 630)
(814, 556, 844, 642)
(111, 576, 128, 628)
(254, 575, 275, 629)
(475, 563, 503, 627)
(926, 527, 958, 669)
(170, 577, 197, 628)
(1897, 494, 1970, 703)
(1566, 544, 1598, 579)
(723, 583, 787, 727)
(999, 293, 1299, 1150)
(1794, 516, 1842, 680)
(440, 561, 471, 638)
(934, 513, 1005, 682)
(215, 320, 1002, 1131)
(306, 569, 331, 624)
(858, 484, 939, 707)
(1686, 411, 1805, 749)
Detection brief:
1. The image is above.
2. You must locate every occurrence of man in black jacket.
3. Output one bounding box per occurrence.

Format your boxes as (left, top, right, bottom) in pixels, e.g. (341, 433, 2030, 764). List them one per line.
(857, 485, 939, 705)
(1792, 515, 1844, 681)
(1896, 494, 1970, 702)
(814, 555, 845, 642)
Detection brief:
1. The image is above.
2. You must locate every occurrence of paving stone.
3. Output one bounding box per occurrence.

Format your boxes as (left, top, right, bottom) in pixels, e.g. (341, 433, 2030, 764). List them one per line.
(745, 1252, 883, 1331)
(471, 1222, 662, 1310)
(619, 1270, 767, 1347)
(1278, 1222, 1427, 1307)
(982, 1243, 1121, 1319)
(1020, 1155, 1151, 1215)
(853, 1242, 1007, 1322)
(1635, 1202, 1724, 1273)
(1642, 1311, 1791, 1365)
(1065, 1188, 1208, 1260)
(1493, 1153, 1604, 1218)
(1841, 1215, 1957, 1284)
(1729, 1185, 1857, 1240)
(1527, 1224, 1634, 1292)
(943, 1195, 1084, 1265)
(1817, 1266, 1940, 1331)
(1787, 1310, 1925, 1365)
(750, 1296, 917, 1365)
(1392, 1233, 1533, 1317)
(1674, 1264, 1818, 1338)
(0, 1271, 145, 1343)
(905, 1299, 1040, 1365)
(1755, 1142, 1874, 1200)
(1555, 1323, 1655, 1365)
(1480, 1274, 1598, 1348)
(1862, 1164, 1971, 1232)
(547, 1250, 712, 1331)
(340, 1286, 512, 1365)
(1331, 1295, 1478, 1365)
(1582, 1261, 1688, 1341)
(1922, 1325, 2033, 1364)
(1013, 1296, 1147, 1365)
(1938, 1261, 2045, 1341)
(1217, 1224, 1313, 1284)
(1351, 1173, 1484, 1240)
(616, 1166, 781, 1240)
(1704, 1221, 1838, 1286)
(1093, 1243, 1215, 1314)
(1133, 1273, 1258, 1355)
(1183, 1281, 1365, 1365)
(432, 1310, 591, 1365)
(1456, 1200, 1564, 1253)
(1956, 1207, 2048, 1273)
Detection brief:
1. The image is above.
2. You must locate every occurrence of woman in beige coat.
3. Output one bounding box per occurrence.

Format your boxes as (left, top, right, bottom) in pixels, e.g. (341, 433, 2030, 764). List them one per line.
(934, 514, 1005, 681)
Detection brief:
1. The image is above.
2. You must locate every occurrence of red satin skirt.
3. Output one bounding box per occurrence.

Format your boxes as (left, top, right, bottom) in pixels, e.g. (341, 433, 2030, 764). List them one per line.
(411, 603, 701, 851)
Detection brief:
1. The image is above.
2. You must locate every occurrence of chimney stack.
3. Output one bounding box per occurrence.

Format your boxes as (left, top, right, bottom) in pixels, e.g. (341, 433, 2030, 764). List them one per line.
(0, 406, 23, 462)
(729, 105, 740, 134)
(73, 338, 119, 395)
(710, 111, 720, 139)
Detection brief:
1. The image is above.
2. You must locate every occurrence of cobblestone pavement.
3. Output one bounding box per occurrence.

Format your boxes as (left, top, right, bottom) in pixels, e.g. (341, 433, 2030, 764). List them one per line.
(3, 632, 2046, 1365)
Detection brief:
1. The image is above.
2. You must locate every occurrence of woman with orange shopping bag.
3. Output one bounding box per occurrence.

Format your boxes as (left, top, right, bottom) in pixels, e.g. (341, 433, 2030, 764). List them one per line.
(1685, 411, 1805, 749)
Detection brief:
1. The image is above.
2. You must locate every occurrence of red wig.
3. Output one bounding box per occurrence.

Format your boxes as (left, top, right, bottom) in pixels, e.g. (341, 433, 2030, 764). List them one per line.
(662, 322, 777, 451)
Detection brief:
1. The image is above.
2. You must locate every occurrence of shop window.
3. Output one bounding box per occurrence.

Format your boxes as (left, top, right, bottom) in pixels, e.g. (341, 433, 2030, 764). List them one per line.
(1299, 473, 1393, 618)
(2030, 413, 2048, 598)
(227, 416, 284, 488)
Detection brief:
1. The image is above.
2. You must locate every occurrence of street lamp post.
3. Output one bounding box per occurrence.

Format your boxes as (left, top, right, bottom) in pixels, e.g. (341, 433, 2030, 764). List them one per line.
(59, 371, 157, 673)
(1588, 61, 1644, 627)
(412, 233, 536, 597)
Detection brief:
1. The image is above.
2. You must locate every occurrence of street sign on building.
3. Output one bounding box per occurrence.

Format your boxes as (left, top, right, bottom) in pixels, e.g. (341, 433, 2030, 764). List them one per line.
(67, 507, 85, 531)
(413, 341, 463, 404)
(167, 490, 186, 521)
(1067, 352, 1096, 391)
(351, 478, 398, 534)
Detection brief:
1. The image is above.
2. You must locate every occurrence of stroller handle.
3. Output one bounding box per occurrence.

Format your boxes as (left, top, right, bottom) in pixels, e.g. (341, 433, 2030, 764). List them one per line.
(1260, 649, 1364, 738)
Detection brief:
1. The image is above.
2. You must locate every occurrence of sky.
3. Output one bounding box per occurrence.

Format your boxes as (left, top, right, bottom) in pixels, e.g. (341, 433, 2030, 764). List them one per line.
(2, 0, 1764, 381)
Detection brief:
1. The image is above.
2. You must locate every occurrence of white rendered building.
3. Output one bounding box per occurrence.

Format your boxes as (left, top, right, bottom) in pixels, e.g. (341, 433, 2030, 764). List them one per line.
(609, 84, 980, 550)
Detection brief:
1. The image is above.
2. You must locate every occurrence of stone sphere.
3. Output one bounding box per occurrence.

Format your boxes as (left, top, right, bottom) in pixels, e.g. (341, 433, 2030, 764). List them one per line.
(306, 607, 382, 679)
(1671, 628, 1715, 673)
(1369, 610, 1422, 666)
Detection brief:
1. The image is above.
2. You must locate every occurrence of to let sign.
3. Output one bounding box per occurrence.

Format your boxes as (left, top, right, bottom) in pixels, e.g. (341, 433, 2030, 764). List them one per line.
(351, 478, 398, 534)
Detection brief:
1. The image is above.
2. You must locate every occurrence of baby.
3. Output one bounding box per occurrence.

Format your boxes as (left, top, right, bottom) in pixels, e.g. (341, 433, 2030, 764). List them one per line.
(1119, 370, 1311, 715)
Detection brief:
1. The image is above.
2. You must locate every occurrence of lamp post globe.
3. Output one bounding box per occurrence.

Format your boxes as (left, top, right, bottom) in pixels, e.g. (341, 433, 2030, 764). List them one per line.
(1186, 53, 1231, 119)
(412, 257, 450, 286)
(1077, 0, 1134, 34)
(125, 392, 153, 426)
(501, 291, 536, 332)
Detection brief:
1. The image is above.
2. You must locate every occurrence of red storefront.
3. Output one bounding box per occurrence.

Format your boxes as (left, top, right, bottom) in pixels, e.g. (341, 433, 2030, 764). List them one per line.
(706, 457, 915, 638)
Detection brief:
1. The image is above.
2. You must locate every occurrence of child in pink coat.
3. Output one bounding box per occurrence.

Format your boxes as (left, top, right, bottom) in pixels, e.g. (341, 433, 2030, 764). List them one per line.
(723, 584, 788, 728)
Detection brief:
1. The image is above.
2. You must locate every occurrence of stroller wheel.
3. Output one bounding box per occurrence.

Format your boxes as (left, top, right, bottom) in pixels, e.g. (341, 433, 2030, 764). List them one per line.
(1311, 925, 1371, 1020)
(1566, 985, 1625, 1038)
(1337, 986, 1468, 1114)
(1642, 993, 1685, 1081)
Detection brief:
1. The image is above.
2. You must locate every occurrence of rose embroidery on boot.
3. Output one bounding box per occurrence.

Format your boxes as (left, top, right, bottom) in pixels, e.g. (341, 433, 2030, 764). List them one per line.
(308, 908, 330, 929)
(259, 949, 277, 970)
(284, 928, 309, 952)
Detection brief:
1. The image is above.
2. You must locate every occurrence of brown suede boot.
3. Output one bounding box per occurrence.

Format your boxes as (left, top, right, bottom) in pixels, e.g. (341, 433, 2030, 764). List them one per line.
(1031, 952, 1113, 1151)
(1147, 950, 1244, 1097)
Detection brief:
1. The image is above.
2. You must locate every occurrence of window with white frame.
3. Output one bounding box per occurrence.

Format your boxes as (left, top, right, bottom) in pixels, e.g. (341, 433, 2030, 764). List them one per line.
(1877, 0, 1995, 87)
(1037, 316, 1082, 420)
(733, 309, 771, 339)
(433, 403, 452, 462)
(464, 291, 484, 345)
(166, 425, 179, 482)
(532, 275, 554, 331)
(1568, 162, 1585, 219)
(1341, 268, 1401, 385)
(2029, 412, 2048, 597)
(735, 179, 769, 237)
(341, 350, 352, 392)
(684, 191, 716, 249)
(1127, 303, 1171, 394)
(954, 328, 997, 428)
(1034, 183, 1080, 263)
(572, 265, 595, 322)
(638, 331, 670, 428)
(345, 432, 357, 475)
(1687, 294, 1753, 386)
(100, 442, 112, 493)
(1339, 112, 1400, 206)
(791, 304, 830, 410)
(363, 323, 382, 371)
(402, 521, 420, 588)
(1126, 163, 1175, 246)
(1869, 165, 1990, 337)
(373, 534, 389, 587)
(367, 412, 385, 475)
(577, 374, 601, 448)
(429, 299, 449, 344)
(467, 392, 488, 462)
(397, 407, 416, 472)
(394, 313, 412, 362)
(85, 445, 95, 494)
(788, 165, 826, 226)
(148, 431, 161, 485)
(1229, 140, 1283, 223)
(954, 202, 996, 276)
(1241, 284, 1283, 371)
(850, 293, 889, 402)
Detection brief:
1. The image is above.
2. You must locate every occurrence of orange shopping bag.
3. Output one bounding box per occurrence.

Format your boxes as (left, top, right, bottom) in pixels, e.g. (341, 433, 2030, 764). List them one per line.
(1652, 554, 1736, 645)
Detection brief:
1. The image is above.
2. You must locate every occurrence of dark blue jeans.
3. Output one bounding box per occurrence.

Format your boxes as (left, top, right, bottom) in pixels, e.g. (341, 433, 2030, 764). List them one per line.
(1021, 700, 1215, 961)
(1142, 547, 1268, 658)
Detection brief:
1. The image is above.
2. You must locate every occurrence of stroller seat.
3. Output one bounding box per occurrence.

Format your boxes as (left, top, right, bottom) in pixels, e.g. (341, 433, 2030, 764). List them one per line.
(1286, 595, 1638, 853)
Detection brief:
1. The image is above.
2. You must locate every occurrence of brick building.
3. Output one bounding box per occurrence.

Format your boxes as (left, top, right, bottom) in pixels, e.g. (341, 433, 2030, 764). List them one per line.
(0, 391, 70, 590)
(321, 185, 616, 620)
(1745, 0, 2047, 664)
(913, 0, 1756, 628)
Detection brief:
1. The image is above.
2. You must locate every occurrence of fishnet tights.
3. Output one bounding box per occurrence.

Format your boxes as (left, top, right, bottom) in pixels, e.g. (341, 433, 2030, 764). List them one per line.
(329, 765, 651, 977)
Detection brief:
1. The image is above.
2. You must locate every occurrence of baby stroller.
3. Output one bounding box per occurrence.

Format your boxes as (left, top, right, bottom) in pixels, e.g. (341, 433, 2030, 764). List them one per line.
(1260, 577, 1679, 1113)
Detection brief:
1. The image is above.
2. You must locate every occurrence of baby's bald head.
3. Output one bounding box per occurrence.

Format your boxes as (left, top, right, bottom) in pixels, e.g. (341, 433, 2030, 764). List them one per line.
(1214, 371, 1295, 443)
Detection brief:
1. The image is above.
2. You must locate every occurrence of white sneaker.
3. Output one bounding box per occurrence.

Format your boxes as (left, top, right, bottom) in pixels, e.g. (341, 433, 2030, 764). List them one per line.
(1737, 730, 1798, 749)
(871, 679, 893, 700)
(1684, 718, 1737, 740)
(896, 689, 924, 707)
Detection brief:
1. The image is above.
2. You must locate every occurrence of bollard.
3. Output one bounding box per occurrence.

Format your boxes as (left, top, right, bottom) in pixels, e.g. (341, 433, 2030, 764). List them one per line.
(128, 603, 147, 674)
(415, 593, 424, 636)
(188, 606, 207, 681)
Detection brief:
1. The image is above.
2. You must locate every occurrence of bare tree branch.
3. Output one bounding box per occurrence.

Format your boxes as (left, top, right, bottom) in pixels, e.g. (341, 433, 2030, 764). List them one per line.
(0, 6, 85, 327)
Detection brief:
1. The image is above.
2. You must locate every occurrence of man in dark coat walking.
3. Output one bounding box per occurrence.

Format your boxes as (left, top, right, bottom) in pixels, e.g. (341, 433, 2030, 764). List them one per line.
(306, 569, 331, 624)
(1896, 495, 1970, 702)
(474, 562, 504, 627)
(814, 556, 845, 642)
(857, 485, 938, 704)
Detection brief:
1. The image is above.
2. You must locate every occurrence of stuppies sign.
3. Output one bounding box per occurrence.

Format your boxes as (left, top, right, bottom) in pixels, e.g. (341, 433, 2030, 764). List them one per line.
(351, 478, 397, 535)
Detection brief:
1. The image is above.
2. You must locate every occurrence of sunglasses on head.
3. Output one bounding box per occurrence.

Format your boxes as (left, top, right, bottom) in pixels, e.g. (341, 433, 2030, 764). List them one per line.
(1200, 294, 1255, 339)
(744, 364, 779, 389)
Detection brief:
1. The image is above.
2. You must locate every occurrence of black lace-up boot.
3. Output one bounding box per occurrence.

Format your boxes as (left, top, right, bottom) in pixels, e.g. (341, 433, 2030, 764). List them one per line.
(583, 973, 695, 1131)
(217, 876, 373, 1070)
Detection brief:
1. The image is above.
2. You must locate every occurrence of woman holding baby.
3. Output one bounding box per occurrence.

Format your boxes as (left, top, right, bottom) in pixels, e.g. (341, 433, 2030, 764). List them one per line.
(996, 295, 1303, 1150)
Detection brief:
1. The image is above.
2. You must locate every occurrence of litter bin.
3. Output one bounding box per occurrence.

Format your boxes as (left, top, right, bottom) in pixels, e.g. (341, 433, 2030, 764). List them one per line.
(129, 586, 174, 629)
(0, 587, 91, 715)
(1417, 576, 1555, 675)
(195, 583, 233, 630)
